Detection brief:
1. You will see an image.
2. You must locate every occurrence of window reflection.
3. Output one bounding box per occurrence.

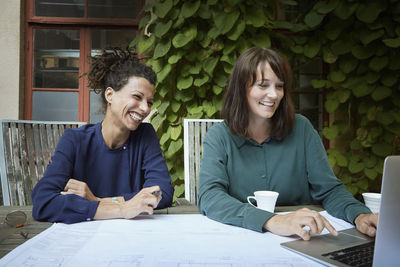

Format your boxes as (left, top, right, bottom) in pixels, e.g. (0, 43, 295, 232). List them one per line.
(35, 0, 84, 17)
(32, 91, 78, 121)
(88, 0, 138, 19)
(33, 29, 80, 89)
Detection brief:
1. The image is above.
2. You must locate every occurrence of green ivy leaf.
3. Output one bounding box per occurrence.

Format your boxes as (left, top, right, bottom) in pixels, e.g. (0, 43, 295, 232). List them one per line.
(151, 113, 166, 131)
(322, 47, 337, 63)
(314, 0, 339, 14)
(334, 1, 358, 20)
(246, 6, 266, 28)
(188, 105, 203, 114)
(157, 64, 172, 83)
(198, 3, 211, 19)
(172, 25, 197, 48)
(381, 73, 397, 87)
(181, 1, 200, 18)
(348, 159, 364, 174)
(213, 9, 240, 34)
(213, 72, 228, 87)
(365, 72, 381, 84)
(203, 56, 219, 75)
(213, 85, 223, 95)
(356, 179, 369, 190)
(290, 45, 303, 54)
(329, 71, 346, 82)
(138, 34, 155, 54)
(339, 57, 358, 74)
(338, 90, 351, 103)
(336, 152, 348, 167)
(166, 139, 183, 158)
(154, 21, 173, 38)
(325, 99, 339, 113)
(304, 10, 325, 28)
(376, 111, 395, 125)
(168, 51, 184, 64)
(368, 56, 389, 72)
(311, 79, 326, 88)
(372, 143, 392, 157)
(359, 29, 384, 46)
(352, 83, 374, 98)
(171, 101, 181, 113)
(154, 0, 173, 18)
(352, 45, 374, 60)
(170, 125, 182, 140)
(173, 184, 185, 200)
(356, 2, 386, 24)
(153, 39, 171, 59)
(364, 168, 378, 180)
(322, 125, 339, 140)
(250, 34, 271, 48)
(160, 131, 170, 146)
(177, 75, 193, 90)
(331, 40, 352, 55)
(371, 86, 392, 101)
(194, 75, 209, 87)
(227, 19, 245, 41)
(382, 37, 400, 48)
(189, 62, 202, 75)
(350, 139, 363, 150)
(304, 41, 320, 58)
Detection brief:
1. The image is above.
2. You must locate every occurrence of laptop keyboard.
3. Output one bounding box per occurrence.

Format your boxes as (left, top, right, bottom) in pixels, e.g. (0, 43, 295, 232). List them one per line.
(322, 242, 375, 267)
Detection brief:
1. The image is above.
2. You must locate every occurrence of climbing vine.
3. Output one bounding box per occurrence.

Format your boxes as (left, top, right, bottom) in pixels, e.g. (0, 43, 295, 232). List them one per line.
(133, 0, 400, 201)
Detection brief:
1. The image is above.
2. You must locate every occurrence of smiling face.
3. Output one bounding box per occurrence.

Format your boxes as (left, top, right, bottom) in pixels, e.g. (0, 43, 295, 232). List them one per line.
(105, 76, 155, 131)
(246, 61, 284, 125)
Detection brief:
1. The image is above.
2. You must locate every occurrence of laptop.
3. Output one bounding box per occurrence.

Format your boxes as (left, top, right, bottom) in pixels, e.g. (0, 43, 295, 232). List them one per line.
(281, 156, 400, 267)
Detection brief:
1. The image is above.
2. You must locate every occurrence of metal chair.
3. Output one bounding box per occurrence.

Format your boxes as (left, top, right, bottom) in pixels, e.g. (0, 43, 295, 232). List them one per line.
(0, 120, 86, 206)
(183, 118, 223, 205)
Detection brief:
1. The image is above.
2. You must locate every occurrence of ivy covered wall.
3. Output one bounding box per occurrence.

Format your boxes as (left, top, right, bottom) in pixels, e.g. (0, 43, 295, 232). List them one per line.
(133, 0, 400, 201)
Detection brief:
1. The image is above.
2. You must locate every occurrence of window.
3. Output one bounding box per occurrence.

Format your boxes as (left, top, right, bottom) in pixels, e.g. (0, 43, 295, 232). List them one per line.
(25, 0, 144, 122)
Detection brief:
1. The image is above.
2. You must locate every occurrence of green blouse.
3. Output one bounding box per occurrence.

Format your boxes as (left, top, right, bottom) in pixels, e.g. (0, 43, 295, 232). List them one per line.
(198, 114, 371, 232)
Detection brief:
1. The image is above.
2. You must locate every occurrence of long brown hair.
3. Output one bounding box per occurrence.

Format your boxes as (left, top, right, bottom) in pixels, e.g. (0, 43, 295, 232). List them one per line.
(222, 47, 295, 140)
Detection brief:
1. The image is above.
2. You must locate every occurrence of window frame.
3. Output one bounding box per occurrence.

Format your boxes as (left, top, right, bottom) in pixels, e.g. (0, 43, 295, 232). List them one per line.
(24, 0, 144, 122)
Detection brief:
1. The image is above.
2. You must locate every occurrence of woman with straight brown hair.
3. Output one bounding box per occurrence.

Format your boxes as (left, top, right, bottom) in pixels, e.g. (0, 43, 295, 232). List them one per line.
(198, 47, 377, 240)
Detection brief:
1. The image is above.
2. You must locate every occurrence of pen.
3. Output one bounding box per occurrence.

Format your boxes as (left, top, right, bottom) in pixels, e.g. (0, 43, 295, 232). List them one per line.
(152, 190, 162, 196)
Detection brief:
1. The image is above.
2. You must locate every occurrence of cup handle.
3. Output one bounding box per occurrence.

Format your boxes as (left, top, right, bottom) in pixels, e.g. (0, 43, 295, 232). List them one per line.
(247, 196, 257, 207)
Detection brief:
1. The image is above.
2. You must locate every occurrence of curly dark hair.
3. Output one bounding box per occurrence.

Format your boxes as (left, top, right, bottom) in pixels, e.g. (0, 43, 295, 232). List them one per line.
(87, 48, 157, 106)
(222, 47, 295, 140)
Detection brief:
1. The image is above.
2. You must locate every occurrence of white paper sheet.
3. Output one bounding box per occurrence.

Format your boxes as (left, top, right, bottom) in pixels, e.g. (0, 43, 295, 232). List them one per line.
(0, 211, 353, 267)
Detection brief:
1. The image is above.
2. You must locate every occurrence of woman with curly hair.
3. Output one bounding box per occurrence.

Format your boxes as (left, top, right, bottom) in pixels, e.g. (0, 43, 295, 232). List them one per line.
(32, 48, 174, 223)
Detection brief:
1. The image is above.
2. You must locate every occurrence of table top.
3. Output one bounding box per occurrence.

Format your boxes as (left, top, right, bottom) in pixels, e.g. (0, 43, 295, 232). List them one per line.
(0, 204, 322, 259)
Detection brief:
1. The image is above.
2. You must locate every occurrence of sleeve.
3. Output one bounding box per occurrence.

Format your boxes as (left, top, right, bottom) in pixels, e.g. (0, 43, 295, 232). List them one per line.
(31, 130, 99, 224)
(304, 119, 371, 224)
(138, 124, 174, 208)
(198, 126, 274, 232)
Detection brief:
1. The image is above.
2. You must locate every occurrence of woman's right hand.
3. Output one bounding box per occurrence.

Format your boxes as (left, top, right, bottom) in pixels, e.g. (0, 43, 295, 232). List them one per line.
(119, 186, 162, 219)
(263, 208, 338, 240)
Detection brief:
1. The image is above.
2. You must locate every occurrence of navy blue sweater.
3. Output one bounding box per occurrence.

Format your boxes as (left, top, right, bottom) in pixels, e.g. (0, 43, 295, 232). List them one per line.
(32, 122, 174, 223)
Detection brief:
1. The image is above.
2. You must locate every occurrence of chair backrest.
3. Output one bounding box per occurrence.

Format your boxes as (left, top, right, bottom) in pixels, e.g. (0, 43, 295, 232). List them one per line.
(0, 120, 86, 206)
(183, 118, 223, 205)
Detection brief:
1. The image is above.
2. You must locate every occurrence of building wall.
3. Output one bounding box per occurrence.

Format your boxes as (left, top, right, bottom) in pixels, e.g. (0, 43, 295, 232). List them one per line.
(0, 0, 23, 119)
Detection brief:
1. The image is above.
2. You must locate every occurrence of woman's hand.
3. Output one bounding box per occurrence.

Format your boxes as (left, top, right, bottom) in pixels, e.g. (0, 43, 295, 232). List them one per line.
(263, 208, 338, 240)
(61, 178, 100, 201)
(119, 186, 162, 219)
(354, 213, 378, 237)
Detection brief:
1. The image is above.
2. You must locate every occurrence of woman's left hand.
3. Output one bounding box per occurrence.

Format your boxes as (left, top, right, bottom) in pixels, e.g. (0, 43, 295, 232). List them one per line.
(61, 178, 100, 201)
(354, 213, 378, 237)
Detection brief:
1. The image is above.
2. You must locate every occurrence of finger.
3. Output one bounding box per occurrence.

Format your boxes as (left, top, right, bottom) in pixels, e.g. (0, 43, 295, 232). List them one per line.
(310, 212, 325, 234)
(142, 205, 154, 215)
(296, 226, 311, 241)
(142, 185, 161, 194)
(321, 216, 338, 236)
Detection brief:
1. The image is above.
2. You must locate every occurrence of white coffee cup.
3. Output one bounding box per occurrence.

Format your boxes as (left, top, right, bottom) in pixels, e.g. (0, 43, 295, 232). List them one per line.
(362, 192, 381, 213)
(247, 191, 279, 212)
